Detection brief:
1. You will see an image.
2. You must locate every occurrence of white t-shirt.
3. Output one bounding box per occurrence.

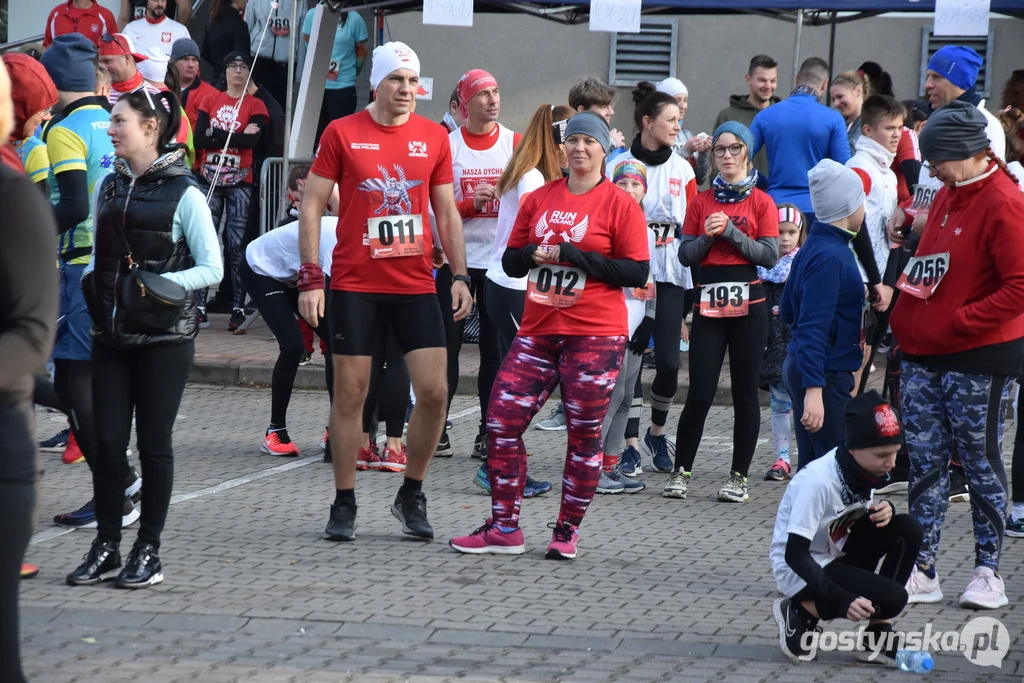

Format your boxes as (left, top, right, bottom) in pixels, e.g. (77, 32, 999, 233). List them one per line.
(769, 449, 874, 597)
(977, 99, 1006, 162)
(485, 168, 545, 291)
(124, 17, 191, 60)
(450, 124, 516, 270)
(606, 150, 696, 288)
(246, 217, 338, 281)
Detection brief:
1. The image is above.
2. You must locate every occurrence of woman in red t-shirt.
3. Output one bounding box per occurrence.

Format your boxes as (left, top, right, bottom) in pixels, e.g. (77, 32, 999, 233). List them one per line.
(666, 121, 779, 504)
(449, 112, 649, 560)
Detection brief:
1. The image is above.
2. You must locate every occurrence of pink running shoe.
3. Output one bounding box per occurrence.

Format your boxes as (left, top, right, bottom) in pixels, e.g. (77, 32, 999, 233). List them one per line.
(356, 444, 382, 471)
(449, 519, 526, 555)
(545, 521, 579, 560)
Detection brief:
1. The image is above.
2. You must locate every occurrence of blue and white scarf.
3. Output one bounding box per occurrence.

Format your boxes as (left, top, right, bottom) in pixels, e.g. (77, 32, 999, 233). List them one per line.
(712, 169, 759, 203)
(791, 84, 821, 99)
(757, 246, 799, 283)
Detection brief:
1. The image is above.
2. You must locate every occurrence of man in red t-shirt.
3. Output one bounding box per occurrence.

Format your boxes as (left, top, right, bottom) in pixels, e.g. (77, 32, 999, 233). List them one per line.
(297, 42, 472, 544)
(194, 51, 269, 331)
(44, 0, 118, 48)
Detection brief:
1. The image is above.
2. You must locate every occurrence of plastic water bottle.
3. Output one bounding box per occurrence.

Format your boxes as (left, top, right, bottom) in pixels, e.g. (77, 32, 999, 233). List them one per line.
(896, 650, 934, 674)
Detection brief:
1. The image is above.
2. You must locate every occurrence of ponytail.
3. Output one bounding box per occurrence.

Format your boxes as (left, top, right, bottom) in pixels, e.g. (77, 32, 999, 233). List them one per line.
(986, 148, 1020, 186)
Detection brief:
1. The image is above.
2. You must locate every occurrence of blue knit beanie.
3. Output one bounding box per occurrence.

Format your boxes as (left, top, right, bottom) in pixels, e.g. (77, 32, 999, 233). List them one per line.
(41, 34, 97, 92)
(927, 45, 983, 92)
(713, 121, 753, 152)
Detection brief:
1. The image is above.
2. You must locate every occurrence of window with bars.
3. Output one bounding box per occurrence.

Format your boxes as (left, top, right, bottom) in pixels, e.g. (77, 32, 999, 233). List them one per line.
(919, 28, 994, 98)
(608, 18, 678, 88)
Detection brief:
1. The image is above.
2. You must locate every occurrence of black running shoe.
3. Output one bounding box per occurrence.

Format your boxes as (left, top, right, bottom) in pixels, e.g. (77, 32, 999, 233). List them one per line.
(324, 499, 357, 541)
(856, 622, 901, 666)
(391, 491, 434, 540)
(949, 463, 969, 502)
(471, 433, 488, 460)
(228, 309, 246, 332)
(772, 597, 820, 662)
(434, 432, 453, 458)
(115, 542, 163, 589)
(66, 538, 121, 586)
(40, 426, 71, 451)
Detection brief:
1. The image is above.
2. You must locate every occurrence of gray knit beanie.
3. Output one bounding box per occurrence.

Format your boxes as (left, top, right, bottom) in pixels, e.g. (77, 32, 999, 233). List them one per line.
(565, 112, 612, 155)
(808, 159, 866, 224)
(918, 100, 990, 162)
(41, 34, 97, 92)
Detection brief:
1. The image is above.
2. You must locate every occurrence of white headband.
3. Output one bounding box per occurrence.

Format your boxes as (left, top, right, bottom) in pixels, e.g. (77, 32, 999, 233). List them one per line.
(656, 77, 688, 98)
(370, 41, 420, 91)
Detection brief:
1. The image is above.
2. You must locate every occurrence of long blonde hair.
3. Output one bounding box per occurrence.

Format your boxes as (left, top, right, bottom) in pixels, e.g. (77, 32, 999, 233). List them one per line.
(495, 104, 573, 196)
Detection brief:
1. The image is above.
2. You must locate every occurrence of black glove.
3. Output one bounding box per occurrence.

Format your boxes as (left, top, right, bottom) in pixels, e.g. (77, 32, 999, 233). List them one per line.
(627, 316, 656, 354)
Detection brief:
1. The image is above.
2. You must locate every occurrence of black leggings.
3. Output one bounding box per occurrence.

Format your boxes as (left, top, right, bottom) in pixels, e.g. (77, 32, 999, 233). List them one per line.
(436, 265, 499, 434)
(483, 279, 525, 361)
(650, 282, 687, 428)
(92, 340, 194, 549)
(241, 262, 333, 427)
(626, 371, 643, 441)
(0, 479, 33, 683)
(1013, 381, 1024, 504)
(675, 305, 768, 477)
(34, 375, 65, 414)
(53, 358, 95, 468)
(794, 514, 922, 621)
(363, 329, 410, 440)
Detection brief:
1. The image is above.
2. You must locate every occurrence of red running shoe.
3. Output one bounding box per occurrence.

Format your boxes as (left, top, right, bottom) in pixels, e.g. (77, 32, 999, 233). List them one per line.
(61, 432, 85, 465)
(20, 563, 39, 579)
(449, 519, 525, 555)
(261, 429, 300, 457)
(356, 443, 382, 470)
(379, 444, 407, 472)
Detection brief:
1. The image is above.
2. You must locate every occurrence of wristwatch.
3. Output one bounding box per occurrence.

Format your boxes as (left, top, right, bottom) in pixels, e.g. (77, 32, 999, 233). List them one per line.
(453, 274, 472, 286)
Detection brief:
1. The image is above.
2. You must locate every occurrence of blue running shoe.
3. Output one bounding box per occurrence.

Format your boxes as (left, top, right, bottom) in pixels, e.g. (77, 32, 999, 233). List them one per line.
(40, 426, 71, 452)
(619, 445, 642, 477)
(473, 464, 490, 492)
(524, 475, 552, 498)
(53, 499, 97, 528)
(605, 466, 645, 493)
(1008, 516, 1024, 538)
(642, 428, 675, 473)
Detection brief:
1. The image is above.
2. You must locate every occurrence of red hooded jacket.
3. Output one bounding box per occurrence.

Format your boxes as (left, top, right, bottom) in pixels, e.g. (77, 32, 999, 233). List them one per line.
(2, 54, 59, 137)
(891, 164, 1024, 357)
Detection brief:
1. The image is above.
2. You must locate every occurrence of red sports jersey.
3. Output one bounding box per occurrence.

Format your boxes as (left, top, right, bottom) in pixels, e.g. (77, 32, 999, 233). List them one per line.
(197, 91, 269, 185)
(44, 1, 117, 48)
(892, 127, 919, 204)
(682, 188, 779, 267)
(508, 178, 649, 337)
(311, 110, 454, 295)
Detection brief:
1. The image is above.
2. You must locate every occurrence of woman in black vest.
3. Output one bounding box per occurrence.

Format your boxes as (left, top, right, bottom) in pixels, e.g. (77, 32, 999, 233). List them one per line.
(68, 90, 223, 589)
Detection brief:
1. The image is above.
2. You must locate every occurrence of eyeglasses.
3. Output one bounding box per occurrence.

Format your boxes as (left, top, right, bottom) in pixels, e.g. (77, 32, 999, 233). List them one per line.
(922, 161, 943, 176)
(712, 144, 745, 158)
(227, 63, 249, 72)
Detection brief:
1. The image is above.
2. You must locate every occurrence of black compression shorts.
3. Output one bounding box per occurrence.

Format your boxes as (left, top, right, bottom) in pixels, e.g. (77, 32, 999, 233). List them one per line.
(329, 290, 446, 357)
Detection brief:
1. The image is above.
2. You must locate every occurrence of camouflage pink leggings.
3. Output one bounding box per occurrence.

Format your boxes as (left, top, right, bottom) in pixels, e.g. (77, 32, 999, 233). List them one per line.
(486, 335, 626, 528)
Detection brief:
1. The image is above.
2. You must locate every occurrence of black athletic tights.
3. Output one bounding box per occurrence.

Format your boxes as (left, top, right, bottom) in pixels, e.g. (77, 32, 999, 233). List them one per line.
(1013, 381, 1024, 505)
(436, 265, 499, 435)
(363, 329, 410, 440)
(53, 358, 96, 467)
(675, 303, 768, 477)
(650, 282, 687, 429)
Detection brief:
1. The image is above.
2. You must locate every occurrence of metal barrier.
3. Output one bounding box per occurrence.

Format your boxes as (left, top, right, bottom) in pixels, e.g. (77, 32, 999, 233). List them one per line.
(259, 157, 313, 235)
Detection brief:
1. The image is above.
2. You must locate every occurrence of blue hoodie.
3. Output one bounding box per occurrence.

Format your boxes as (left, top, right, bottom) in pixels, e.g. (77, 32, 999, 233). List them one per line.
(750, 93, 851, 214)
(781, 222, 865, 388)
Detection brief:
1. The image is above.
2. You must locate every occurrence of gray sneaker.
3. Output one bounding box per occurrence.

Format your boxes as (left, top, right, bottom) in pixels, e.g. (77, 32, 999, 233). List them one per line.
(663, 468, 690, 499)
(534, 403, 566, 431)
(605, 466, 645, 493)
(596, 469, 625, 494)
(717, 471, 750, 503)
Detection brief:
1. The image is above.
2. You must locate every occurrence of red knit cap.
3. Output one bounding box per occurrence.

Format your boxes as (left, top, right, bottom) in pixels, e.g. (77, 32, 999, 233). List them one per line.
(2, 54, 58, 137)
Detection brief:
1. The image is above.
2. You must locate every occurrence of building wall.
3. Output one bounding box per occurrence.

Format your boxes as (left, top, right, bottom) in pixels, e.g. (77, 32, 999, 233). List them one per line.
(382, 13, 1023, 138)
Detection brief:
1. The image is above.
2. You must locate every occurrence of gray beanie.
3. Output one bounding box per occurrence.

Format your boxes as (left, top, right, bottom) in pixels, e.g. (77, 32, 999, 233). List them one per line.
(808, 159, 866, 224)
(171, 38, 201, 63)
(918, 100, 990, 162)
(41, 34, 96, 92)
(565, 111, 612, 154)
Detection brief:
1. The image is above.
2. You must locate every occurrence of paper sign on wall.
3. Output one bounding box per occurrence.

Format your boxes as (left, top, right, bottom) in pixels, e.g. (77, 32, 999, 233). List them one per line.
(423, 0, 473, 27)
(934, 0, 990, 37)
(417, 76, 434, 100)
(589, 0, 642, 34)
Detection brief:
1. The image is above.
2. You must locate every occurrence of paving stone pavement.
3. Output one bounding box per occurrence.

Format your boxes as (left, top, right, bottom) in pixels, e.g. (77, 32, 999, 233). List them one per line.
(23, 386, 1022, 682)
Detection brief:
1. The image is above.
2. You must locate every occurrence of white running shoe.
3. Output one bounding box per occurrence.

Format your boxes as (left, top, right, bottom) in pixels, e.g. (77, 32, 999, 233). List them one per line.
(959, 566, 1008, 609)
(905, 565, 943, 604)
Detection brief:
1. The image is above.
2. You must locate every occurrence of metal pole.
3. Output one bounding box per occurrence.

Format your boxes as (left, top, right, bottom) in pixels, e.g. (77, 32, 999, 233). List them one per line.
(282, 0, 300, 205)
(827, 12, 837, 88)
(792, 9, 804, 85)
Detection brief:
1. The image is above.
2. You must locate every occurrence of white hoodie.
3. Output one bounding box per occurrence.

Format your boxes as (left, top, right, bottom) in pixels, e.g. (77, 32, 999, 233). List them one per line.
(847, 136, 897, 279)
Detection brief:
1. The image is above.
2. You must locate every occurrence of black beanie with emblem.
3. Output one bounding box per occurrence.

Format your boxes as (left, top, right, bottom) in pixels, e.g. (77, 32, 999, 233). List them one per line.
(845, 390, 904, 450)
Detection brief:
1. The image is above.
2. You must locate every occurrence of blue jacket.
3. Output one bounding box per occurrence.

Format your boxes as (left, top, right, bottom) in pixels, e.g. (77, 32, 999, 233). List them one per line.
(750, 94, 851, 214)
(781, 222, 865, 388)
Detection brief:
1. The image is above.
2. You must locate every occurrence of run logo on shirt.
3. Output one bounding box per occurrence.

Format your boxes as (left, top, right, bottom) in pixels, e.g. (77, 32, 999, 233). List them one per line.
(535, 211, 588, 245)
(358, 164, 423, 216)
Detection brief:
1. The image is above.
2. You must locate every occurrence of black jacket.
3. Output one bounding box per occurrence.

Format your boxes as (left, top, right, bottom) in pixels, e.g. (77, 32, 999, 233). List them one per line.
(84, 149, 199, 349)
(202, 5, 251, 85)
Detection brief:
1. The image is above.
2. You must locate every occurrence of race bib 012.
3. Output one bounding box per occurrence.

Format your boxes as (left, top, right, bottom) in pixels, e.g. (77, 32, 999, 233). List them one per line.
(527, 265, 586, 308)
(895, 252, 949, 300)
(699, 282, 749, 318)
(368, 215, 425, 259)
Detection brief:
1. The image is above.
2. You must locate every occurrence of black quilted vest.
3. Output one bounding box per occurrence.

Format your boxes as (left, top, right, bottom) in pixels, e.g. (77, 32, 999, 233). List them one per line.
(89, 151, 199, 348)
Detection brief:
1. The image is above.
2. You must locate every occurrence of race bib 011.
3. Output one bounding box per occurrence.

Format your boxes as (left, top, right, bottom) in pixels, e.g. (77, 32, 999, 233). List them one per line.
(527, 265, 586, 308)
(368, 215, 425, 259)
(649, 221, 679, 247)
(699, 282, 749, 318)
(895, 251, 949, 300)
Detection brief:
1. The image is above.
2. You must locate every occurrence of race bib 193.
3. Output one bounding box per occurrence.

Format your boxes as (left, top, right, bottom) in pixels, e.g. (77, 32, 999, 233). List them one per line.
(649, 221, 679, 247)
(368, 215, 424, 259)
(527, 265, 586, 308)
(895, 252, 949, 300)
(699, 282, 749, 318)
